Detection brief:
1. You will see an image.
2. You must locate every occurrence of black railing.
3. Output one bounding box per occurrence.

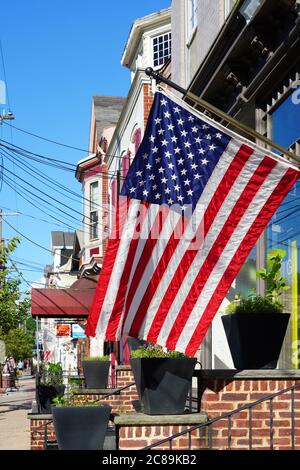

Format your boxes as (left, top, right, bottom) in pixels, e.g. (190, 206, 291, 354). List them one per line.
(142, 383, 300, 450)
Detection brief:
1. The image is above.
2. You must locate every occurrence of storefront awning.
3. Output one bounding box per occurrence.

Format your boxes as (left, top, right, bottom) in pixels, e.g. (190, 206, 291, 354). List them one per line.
(31, 277, 98, 318)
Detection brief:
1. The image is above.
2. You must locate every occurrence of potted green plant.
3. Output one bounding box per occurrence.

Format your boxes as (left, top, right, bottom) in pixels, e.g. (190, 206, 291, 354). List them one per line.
(130, 344, 196, 415)
(51, 395, 111, 450)
(222, 248, 290, 369)
(36, 362, 65, 413)
(81, 355, 110, 389)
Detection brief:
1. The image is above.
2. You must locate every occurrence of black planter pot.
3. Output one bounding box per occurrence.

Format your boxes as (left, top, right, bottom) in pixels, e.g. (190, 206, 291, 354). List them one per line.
(222, 313, 290, 369)
(52, 405, 111, 450)
(130, 357, 197, 415)
(36, 384, 65, 413)
(82, 360, 110, 388)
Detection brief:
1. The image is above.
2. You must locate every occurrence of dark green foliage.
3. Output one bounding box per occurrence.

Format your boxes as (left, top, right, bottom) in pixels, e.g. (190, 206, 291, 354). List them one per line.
(131, 343, 186, 358)
(84, 355, 110, 361)
(40, 362, 64, 386)
(233, 295, 283, 315)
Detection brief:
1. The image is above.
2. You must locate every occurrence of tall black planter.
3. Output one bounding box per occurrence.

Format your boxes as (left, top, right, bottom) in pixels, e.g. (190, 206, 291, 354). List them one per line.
(52, 405, 111, 450)
(130, 357, 196, 415)
(36, 385, 65, 413)
(82, 360, 110, 388)
(222, 313, 290, 369)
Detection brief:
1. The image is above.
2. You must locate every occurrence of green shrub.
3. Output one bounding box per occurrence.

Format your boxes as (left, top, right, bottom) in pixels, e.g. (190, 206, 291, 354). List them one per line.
(39, 362, 63, 386)
(52, 395, 103, 407)
(233, 296, 283, 315)
(131, 343, 186, 359)
(83, 356, 110, 361)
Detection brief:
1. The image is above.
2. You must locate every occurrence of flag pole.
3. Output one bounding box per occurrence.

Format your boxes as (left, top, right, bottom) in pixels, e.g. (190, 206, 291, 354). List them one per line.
(145, 67, 300, 166)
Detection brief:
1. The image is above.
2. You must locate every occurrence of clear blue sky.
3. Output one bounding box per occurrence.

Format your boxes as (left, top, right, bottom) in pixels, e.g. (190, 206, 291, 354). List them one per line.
(0, 0, 170, 290)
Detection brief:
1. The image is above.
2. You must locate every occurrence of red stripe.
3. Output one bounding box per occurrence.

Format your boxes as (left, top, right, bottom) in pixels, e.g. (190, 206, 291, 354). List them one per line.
(145, 144, 254, 343)
(105, 200, 150, 339)
(85, 197, 129, 337)
(165, 156, 277, 350)
(121, 204, 170, 337)
(185, 167, 300, 356)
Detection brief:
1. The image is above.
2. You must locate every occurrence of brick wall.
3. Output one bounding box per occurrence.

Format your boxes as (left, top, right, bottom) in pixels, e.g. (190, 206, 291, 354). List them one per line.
(118, 424, 206, 450)
(30, 419, 55, 450)
(143, 83, 154, 128)
(200, 378, 300, 450)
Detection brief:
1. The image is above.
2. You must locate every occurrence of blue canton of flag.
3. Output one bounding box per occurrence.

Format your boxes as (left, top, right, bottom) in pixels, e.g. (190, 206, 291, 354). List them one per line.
(121, 91, 231, 211)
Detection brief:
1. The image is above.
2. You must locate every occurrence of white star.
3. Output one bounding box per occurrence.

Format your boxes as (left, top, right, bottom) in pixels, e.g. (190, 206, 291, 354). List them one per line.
(158, 167, 164, 174)
(173, 106, 181, 113)
(164, 111, 171, 119)
(171, 174, 177, 180)
(195, 137, 202, 144)
(136, 170, 142, 177)
(216, 133, 222, 139)
(165, 151, 172, 158)
(187, 152, 194, 159)
(143, 189, 149, 196)
(142, 153, 148, 160)
(158, 128, 165, 135)
(153, 184, 158, 190)
(146, 163, 152, 170)
(155, 157, 161, 163)
(202, 124, 209, 129)
(160, 98, 167, 106)
(161, 177, 168, 184)
(191, 163, 198, 170)
(191, 126, 198, 133)
(155, 193, 161, 200)
(174, 184, 180, 192)
(194, 173, 202, 180)
(168, 123, 175, 131)
(165, 188, 171, 194)
(181, 130, 188, 137)
(149, 135, 155, 142)
(139, 180, 145, 186)
(168, 198, 174, 205)
(178, 195, 184, 202)
(155, 118, 162, 125)
(181, 168, 187, 175)
(209, 144, 216, 151)
(178, 158, 184, 165)
(171, 135, 178, 143)
(152, 146, 159, 154)
(206, 134, 212, 140)
(177, 118, 184, 126)
(129, 187, 136, 193)
(184, 141, 191, 148)
(161, 139, 169, 146)
(188, 115, 195, 122)
(198, 148, 205, 155)
(184, 179, 191, 186)
(174, 147, 181, 154)
(187, 189, 194, 196)
(168, 162, 174, 169)
(201, 158, 209, 165)
(149, 173, 155, 181)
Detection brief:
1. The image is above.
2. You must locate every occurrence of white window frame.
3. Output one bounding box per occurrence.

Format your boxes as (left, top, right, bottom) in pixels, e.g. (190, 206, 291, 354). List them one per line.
(89, 180, 99, 241)
(186, 0, 198, 42)
(151, 31, 172, 69)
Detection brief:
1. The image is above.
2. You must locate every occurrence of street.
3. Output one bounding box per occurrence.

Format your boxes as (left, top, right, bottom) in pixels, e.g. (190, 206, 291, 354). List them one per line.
(0, 375, 35, 450)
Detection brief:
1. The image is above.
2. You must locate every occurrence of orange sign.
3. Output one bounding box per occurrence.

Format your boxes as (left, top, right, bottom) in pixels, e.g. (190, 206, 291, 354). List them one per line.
(56, 324, 71, 337)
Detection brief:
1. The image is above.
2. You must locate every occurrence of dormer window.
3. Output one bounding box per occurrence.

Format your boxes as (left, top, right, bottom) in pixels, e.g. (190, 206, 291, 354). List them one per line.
(152, 32, 172, 68)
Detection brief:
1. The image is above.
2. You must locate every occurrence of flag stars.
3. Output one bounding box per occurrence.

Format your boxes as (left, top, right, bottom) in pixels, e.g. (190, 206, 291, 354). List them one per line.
(155, 157, 161, 164)
(165, 151, 172, 158)
(191, 126, 198, 133)
(201, 158, 209, 165)
(149, 135, 155, 143)
(198, 148, 205, 155)
(158, 167, 164, 174)
(139, 180, 145, 187)
(158, 128, 165, 136)
(171, 135, 178, 143)
(195, 137, 202, 144)
(153, 184, 158, 190)
(160, 98, 167, 106)
(174, 106, 181, 113)
(142, 153, 148, 160)
(181, 168, 188, 176)
(149, 173, 155, 181)
(202, 124, 209, 129)
(146, 163, 152, 170)
(194, 173, 202, 180)
(161, 139, 169, 146)
(168, 162, 174, 169)
(187, 189, 194, 196)
(164, 111, 171, 119)
(168, 123, 175, 131)
(184, 179, 191, 186)
(174, 147, 181, 154)
(181, 130, 188, 137)
(152, 146, 159, 154)
(216, 132, 222, 139)
(191, 163, 198, 170)
(171, 174, 177, 181)
(177, 158, 184, 165)
(143, 189, 149, 197)
(206, 134, 212, 140)
(174, 184, 180, 192)
(155, 117, 162, 125)
(161, 177, 168, 184)
(136, 170, 142, 177)
(187, 152, 194, 160)
(188, 115, 195, 122)
(168, 198, 174, 205)
(178, 195, 184, 203)
(184, 141, 192, 149)
(209, 144, 216, 151)
(165, 188, 171, 195)
(177, 118, 184, 126)
(129, 187, 136, 193)
(155, 193, 161, 200)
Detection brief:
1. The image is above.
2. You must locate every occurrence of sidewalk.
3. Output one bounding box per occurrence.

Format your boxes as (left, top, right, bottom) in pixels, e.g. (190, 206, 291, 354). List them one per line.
(0, 375, 35, 450)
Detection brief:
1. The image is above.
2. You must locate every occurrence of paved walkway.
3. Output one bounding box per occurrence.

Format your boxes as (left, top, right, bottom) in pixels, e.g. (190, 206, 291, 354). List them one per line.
(0, 375, 35, 450)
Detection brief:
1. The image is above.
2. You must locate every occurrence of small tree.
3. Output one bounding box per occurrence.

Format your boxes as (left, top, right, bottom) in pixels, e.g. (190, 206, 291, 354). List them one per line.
(1, 328, 35, 362)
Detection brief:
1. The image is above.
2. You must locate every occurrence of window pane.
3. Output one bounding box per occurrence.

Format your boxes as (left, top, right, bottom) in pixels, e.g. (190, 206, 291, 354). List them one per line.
(152, 32, 172, 68)
(90, 181, 99, 211)
(90, 211, 98, 240)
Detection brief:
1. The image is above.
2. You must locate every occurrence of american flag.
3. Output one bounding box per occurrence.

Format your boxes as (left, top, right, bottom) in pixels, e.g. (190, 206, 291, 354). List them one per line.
(86, 91, 300, 356)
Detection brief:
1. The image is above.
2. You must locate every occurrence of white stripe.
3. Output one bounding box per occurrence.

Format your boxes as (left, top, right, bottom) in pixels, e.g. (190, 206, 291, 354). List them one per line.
(175, 164, 288, 352)
(133, 139, 242, 338)
(95, 199, 141, 337)
(122, 209, 182, 335)
(154, 150, 268, 346)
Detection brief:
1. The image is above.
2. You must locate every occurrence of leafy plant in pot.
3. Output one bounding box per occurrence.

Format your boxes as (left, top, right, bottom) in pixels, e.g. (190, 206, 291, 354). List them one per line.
(81, 355, 110, 389)
(130, 344, 197, 415)
(51, 395, 111, 450)
(222, 248, 290, 369)
(36, 362, 65, 413)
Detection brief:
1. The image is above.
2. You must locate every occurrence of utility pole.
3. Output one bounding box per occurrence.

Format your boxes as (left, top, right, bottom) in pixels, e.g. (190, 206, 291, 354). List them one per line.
(0, 111, 15, 123)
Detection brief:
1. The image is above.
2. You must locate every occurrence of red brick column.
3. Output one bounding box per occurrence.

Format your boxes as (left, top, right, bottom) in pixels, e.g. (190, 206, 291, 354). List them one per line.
(143, 83, 154, 128)
(30, 418, 55, 450)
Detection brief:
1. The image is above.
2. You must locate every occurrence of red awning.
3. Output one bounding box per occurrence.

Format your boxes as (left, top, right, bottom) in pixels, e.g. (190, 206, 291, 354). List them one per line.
(31, 277, 98, 318)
